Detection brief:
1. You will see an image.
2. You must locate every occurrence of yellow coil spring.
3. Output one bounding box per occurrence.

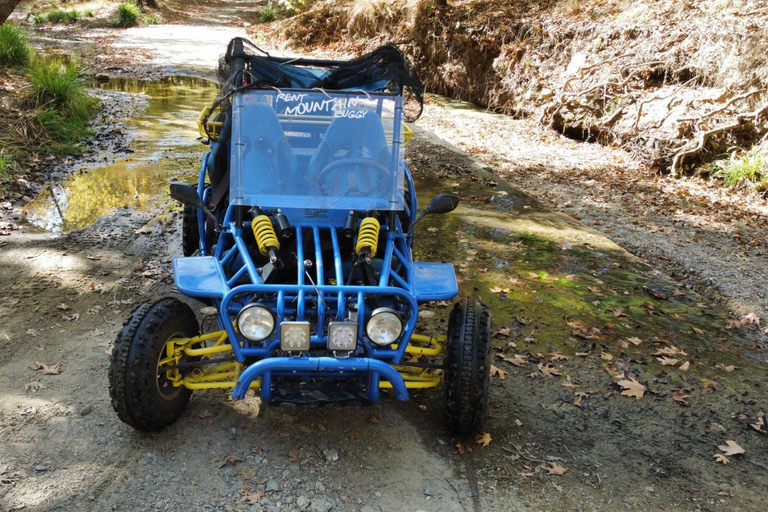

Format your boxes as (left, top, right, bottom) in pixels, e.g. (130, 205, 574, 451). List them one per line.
(252, 215, 280, 255)
(355, 217, 380, 255)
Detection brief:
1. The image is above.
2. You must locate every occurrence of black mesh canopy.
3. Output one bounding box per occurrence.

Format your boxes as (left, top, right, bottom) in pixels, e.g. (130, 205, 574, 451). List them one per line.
(206, 37, 424, 132)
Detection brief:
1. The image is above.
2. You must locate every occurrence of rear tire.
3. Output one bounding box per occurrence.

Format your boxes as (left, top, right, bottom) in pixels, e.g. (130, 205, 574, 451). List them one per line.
(182, 204, 199, 256)
(109, 298, 199, 431)
(444, 299, 492, 436)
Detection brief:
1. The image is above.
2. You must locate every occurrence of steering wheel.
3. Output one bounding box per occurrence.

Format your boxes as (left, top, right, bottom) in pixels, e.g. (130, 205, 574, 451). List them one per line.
(317, 158, 391, 197)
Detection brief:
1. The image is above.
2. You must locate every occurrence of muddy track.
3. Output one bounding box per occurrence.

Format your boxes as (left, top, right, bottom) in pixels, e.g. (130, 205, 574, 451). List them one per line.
(2, 2, 768, 511)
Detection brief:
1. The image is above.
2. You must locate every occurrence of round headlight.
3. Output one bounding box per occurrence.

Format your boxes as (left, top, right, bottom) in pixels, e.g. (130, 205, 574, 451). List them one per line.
(236, 304, 275, 341)
(365, 308, 403, 346)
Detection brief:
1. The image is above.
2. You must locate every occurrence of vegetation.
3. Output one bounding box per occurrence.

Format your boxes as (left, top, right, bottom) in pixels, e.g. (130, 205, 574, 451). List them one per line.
(32, 9, 81, 25)
(144, 13, 160, 25)
(0, 21, 30, 67)
(258, 4, 277, 23)
(713, 147, 768, 191)
(0, 24, 96, 194)
(116, 2, 140, 28)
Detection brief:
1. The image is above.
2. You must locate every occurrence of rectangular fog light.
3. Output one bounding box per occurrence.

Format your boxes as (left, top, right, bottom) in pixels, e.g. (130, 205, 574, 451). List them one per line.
(280, 321, 311, 352)
(328, 322, 358, 351)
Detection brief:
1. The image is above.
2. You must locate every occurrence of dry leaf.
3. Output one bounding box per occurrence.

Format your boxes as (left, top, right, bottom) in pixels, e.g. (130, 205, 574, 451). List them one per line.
(714, 454, 730, 464)
(656, 356, 680, 366)
(651, 345, 687, 357)
(30, 361, 62, 375)
(348, 432, 360, 440)
(57, 303, 71, 311)
(25, 381, 45, 393)
(600, 352, 614, 361)
(550, 351, 569, 361)
(718, 440, 745, 457)
(538, 362, 561, 377)
(498, 354, 527, 367)
(367, 414, 381, 424)
(562, 376, 578, 391)
(617, 378, 646, 399)
(741, 312, 761, 326)
(715, 364, 738, 372)
(474, 432, 492, 446)
(672, 389, 689, 406)
(607, 309, 627, 317)
(626, 337, 643, 346)
(749, 415, 766, 434)
(490, 365, 509, 380)
(679, 361, 691, 371)
(725, 319, 742, 330)
(543, 462, 568, 475)
(495, 327, 511, 338)
(456, 442, 473, 455)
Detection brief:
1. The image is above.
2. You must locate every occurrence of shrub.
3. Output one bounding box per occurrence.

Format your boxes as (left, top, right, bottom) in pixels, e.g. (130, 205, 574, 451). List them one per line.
(28, 58, 95, 144)
(0, 23, 31, 68)
(116, 2, 140, 28)
(32, 9, 81, 25)
(144, 14, 160, 25)
(713, 147, 768, 191)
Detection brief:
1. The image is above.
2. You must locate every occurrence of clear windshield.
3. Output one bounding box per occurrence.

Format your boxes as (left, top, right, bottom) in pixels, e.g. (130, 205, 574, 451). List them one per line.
(229, 89, 405, 211)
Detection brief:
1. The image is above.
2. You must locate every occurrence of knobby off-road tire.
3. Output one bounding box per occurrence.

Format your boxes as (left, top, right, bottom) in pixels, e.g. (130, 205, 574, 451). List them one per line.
(444, 299, 492, 436)
(109, 297, 199, 431)
(181, 204, 199, 257)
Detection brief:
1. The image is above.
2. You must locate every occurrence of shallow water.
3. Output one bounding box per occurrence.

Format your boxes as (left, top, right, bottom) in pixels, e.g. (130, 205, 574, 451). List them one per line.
(25, 76, 219, 232)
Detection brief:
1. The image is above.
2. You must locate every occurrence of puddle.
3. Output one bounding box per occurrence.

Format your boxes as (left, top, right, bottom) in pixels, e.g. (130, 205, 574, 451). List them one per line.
(25, 76, 219, 232)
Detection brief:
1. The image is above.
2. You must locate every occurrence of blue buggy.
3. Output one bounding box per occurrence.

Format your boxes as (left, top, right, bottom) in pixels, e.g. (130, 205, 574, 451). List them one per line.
(108, 39, 492, 436)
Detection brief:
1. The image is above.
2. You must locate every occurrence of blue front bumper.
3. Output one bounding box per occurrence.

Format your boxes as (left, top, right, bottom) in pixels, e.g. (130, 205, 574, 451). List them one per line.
(232, 356, 409, 402)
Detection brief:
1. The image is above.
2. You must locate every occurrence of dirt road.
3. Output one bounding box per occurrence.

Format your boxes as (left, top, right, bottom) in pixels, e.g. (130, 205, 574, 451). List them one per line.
(2, 3, 768, 511)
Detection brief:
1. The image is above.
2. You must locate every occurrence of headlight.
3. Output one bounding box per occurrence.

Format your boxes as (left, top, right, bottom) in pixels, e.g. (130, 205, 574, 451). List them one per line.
(236, 304, 275, 341)
(281, 321, 311, 352)
(328, 321, 358, 351)
(365, 308, 403, 346)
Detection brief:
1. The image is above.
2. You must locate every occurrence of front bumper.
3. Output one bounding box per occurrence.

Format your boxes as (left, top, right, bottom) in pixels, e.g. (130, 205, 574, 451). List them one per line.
(232, 356, 409, 402)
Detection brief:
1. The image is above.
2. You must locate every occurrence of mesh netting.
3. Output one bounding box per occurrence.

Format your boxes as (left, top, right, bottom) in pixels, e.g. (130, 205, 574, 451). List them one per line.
(203, 37, 424, 137)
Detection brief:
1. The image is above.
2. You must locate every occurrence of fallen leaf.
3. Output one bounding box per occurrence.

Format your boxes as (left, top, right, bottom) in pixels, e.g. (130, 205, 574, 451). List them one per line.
(651, 345, 687, 357)
(600, 352, 613, 361)
(718, 440, 745, 457)
(626, 337, 643, 346)
(287, 443, 301, 461)
(538, 362, 561, 377)
(490, 365, 509, 380)
(715, 364, 738, 372)
(348, 432, 360, 440)
(672, 389, 689, 406)
(617, 378, 646, 399)
(741, 312, 761, 326)
(367, 414, 381, 424)
(495, 327, 511, 338)
(714, 454, 730, 464)
(549, 351, 569, 361)
(679, 361, 691, 371)
(456, 442, 473, 455)
(749, 415, 766, 434)
(564, 317, 586, 329)
(562, 376, 579, 391)
(656, 356, 680, 366)
(542, 462, 568, 475)
(19, 406, 37, 417)
(30, 361, 62, 375)
(725, 319, 742, 330)
(498, 354, 527, 367)
(25, 328, 39, 338)
(474, 432, 492, 447)
(691, 326, 705, 335)
(24, 381, 45, 393)
(134, 225, 153, 235)
(607, 309, 627, 317)
(57, 303, 71, 311)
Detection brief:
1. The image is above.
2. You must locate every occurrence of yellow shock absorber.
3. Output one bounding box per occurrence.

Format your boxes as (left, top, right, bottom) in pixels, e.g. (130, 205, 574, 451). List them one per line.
(252, 215, 280, 255)
(355, 217, 380, 255)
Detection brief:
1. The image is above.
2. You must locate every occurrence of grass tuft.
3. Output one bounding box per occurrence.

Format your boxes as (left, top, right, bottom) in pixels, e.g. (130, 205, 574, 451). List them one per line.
(258, 7, 277, 23)
(28, 58, 95, 145)
(144, 14, 160, 25)
(0, 23, 31, 68)
(713, 147, 768, 191)
(116, 2, 140, 28)
(32, 9, 81, 25)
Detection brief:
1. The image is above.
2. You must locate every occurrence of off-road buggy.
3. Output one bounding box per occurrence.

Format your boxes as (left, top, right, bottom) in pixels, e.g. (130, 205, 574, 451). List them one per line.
(108, 38, 491, 435)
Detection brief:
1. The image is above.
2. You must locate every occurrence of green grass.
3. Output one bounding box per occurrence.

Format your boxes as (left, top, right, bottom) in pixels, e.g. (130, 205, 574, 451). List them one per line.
(32, 9, 81, 25)
(0, 155, 14, 193)
(0, 23, 31, 68)
(713, 147, 768, 191)
(144, 14, 160, 25)
(116, 2, 140, 28)
(258, 7, 277, 22)
(28, 58, 95, 147)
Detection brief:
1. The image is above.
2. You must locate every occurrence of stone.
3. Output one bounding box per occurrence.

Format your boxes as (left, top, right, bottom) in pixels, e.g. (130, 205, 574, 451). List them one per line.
(265, 479, 279, 492)
(309, 498, 333, 512)
(79, 405, 93, 416)
(297, 496, 311, 510)
(322, 449, 338, 462)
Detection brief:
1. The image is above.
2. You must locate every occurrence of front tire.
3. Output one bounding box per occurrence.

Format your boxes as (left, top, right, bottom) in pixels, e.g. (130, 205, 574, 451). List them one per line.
(444, 299, 492, 436)
(109, 298, 199, 431)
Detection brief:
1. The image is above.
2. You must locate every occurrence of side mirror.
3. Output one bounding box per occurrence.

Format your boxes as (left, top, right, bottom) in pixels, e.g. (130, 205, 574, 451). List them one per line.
(169, 183, 204, 208)
(169, 182, 222, 231)
(411, 193, 460, 229)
